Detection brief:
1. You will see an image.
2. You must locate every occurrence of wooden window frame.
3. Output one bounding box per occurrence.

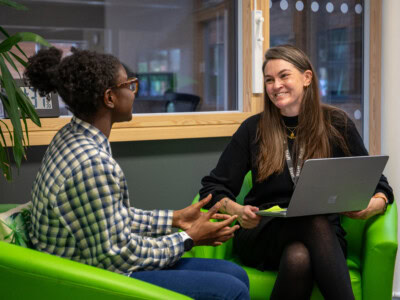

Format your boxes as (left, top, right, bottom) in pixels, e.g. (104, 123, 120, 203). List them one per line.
(368, 0, 382, 155)
(3, 0, 380, 150)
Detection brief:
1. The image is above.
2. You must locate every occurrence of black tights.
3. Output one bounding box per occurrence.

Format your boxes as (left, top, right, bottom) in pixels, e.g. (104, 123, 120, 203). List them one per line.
(269, 215, 354, 300)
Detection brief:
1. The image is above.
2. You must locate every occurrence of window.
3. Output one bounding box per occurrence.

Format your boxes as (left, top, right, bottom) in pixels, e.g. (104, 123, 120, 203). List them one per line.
(2, 0, 239, 115)
(0, 0, 257, 145)
(269, 0, 365, 135)
(1, 0, 380, 148)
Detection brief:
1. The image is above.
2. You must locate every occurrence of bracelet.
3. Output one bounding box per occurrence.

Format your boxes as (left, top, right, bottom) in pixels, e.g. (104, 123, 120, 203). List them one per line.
(376, 197, 389, 214)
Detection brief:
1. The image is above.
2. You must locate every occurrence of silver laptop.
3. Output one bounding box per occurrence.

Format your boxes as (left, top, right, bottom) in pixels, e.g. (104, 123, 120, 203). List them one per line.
(256, 155, 389, 217)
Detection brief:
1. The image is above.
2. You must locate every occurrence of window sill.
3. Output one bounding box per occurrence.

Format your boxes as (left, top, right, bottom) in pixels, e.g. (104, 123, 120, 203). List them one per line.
(2, 112, 256, 146)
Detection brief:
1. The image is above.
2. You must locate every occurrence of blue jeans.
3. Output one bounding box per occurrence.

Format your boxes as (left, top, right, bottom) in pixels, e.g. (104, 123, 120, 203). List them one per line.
(130, 258, 250, 300)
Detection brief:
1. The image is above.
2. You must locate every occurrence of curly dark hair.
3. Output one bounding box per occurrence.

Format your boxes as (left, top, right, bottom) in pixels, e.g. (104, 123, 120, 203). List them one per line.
(24, 47, 121, 118)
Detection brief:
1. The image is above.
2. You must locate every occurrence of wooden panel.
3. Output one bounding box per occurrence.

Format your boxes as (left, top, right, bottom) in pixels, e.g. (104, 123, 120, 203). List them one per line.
(252, 0, 269, 114)
(109, 124, 241, 142)
(9, 123, 242, 145)
(242, 0, 268, 114)
(1, 112, 253, 145)
(260, 0, 270, 54)
(369, 0, 382, 155)
(242, 0, 252, 112)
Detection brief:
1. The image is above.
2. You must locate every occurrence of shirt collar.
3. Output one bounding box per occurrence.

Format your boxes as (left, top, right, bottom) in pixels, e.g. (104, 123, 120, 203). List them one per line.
(70, 116, 112, 155)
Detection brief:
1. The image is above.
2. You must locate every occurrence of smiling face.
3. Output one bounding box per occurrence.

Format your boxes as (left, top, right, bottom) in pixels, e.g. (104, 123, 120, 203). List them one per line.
(264, 59, 312, 117)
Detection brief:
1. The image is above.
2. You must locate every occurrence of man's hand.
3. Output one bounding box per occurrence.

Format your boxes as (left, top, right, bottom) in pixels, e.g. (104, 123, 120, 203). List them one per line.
(185, 201, 239, 246)
(342, 195, 387, 220)
(173, 194, 229, 231)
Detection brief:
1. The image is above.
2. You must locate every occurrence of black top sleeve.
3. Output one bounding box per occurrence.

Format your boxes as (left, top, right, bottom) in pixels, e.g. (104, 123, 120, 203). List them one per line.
(200, 115, 256, 209)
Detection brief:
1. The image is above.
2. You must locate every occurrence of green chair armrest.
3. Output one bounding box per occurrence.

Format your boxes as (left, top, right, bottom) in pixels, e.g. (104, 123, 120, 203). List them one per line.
(0, 241, 191, 300)
(361, 202, 398, 300)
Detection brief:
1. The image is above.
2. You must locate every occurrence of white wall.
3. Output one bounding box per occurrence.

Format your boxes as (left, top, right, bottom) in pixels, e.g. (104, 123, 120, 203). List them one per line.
(381, 0, 400, 296)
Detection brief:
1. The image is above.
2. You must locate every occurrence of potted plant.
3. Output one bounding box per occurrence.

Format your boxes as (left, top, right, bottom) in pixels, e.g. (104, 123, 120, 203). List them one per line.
(0, 0, 51, 181)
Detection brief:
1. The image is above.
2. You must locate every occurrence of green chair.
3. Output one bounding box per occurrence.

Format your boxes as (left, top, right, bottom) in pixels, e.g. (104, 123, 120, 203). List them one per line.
(187, 172, 398, 300)
(0, 204, 190, 300)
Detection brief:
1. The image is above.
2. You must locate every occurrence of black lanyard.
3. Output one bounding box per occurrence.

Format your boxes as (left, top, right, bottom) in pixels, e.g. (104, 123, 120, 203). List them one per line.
(284, 141, 304, 187)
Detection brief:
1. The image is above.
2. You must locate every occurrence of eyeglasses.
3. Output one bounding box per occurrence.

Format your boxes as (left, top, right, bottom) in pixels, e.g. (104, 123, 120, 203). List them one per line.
(110, 77, 138, 94)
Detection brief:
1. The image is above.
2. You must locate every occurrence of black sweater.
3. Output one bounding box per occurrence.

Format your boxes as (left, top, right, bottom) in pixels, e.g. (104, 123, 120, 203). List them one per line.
(200, 113, 394, 210)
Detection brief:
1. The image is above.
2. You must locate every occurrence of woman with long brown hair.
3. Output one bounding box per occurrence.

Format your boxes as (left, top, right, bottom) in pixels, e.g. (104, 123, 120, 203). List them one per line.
(200, 44, 393, 299)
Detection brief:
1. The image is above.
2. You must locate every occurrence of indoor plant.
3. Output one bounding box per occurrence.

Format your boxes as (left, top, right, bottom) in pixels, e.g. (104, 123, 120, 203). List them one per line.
(0, 0, 51, 181)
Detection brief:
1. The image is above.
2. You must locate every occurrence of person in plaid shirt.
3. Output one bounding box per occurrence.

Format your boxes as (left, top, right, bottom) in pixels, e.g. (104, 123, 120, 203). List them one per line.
(25, 47, 249, 300)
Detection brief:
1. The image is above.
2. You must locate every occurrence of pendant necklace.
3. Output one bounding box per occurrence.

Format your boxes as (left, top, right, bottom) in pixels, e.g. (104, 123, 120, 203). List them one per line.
(285, 125, 297, 140)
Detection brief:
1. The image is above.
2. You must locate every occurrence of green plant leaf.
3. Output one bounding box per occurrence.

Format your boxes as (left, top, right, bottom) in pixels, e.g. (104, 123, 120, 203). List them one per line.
(14, 234, 22, 246)
(0, 26, 9, 38)
(3, 231, 12, 240)
(0, 84, 14, 133)
(0, 140, 11, 180)
(19, 110, 28, 147)
(0, 26, 50, 181)
(10, 51, 27, 67)
(14, 213, 25, 229)
(1, 52, 21, 78)
(0, 32, 51, 53)
(0, 57, 25, 168)
(0, 124, 12, 180)
(0, 121, 11, 147)
(0, 0, 27, 10)
(0, 59, 22, 132)
(0, 119, 13, 143)
(0, 62, 23, 144)
(0, 68, 23, 145)
(12, 127, 24, 168)
(2, 218, 15, 231)
(0, 92, 13, 143)
(0, 26, 28, 59)
(0, 83, 15, 180)
(15, 86, 41, 126)
(1, 213, 31, 246)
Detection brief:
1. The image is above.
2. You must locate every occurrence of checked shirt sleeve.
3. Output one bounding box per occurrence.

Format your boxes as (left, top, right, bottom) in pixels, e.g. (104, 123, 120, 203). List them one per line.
(129, 207, 175, 237)
(55, 154, 185, 274)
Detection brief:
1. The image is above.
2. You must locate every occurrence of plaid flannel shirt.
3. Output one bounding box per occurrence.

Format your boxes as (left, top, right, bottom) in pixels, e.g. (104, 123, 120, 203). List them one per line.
(29, 117, 185, 274)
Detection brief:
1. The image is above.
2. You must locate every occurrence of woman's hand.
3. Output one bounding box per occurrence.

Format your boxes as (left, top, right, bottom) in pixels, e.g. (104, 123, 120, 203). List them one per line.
(173, 194, 239, 246)
(237, 205, 262, 229)
(219, 197, 261, 229)
(342, 194, 387, 220)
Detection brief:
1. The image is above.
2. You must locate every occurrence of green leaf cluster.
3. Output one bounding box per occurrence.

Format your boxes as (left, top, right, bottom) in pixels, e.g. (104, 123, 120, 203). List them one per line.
(0, 0, 52, 181)
(0, 208, 32, 247)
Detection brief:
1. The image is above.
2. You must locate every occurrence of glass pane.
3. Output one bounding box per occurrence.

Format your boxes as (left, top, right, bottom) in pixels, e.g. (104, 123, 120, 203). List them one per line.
(0, 0, 238, 116)
(270, 0, 364, 136)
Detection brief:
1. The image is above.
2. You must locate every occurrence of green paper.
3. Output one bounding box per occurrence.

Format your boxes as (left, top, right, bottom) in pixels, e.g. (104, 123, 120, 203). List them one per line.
(260, 205, 286, 213)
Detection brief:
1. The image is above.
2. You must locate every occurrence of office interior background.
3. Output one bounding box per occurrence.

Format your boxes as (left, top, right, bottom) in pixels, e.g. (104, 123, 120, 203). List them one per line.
(0, 0, 399, 297)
